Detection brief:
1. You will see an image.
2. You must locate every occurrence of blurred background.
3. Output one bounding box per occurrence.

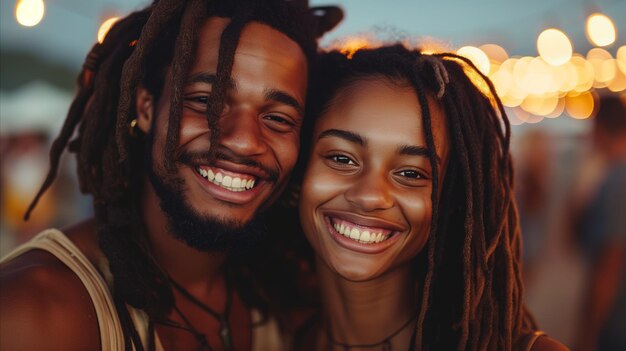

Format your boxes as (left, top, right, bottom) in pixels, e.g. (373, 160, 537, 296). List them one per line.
(1, 0, 625, 349)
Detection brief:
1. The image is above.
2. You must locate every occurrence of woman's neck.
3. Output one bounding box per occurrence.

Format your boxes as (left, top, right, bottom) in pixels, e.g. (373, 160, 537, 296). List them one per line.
(316, 257, 419, 351)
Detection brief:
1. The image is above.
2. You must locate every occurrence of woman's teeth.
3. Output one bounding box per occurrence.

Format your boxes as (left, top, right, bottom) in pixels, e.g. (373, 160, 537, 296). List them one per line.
(332, 221, 390, 244)
(196, 167, 255, 192)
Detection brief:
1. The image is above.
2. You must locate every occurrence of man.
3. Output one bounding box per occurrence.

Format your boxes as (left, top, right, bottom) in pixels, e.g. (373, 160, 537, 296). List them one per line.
(0, 0, 342, 350)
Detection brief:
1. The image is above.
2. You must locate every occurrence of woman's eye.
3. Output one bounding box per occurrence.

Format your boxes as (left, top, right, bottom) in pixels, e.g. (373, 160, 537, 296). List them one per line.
(397, 169, 424, 179)
(327, 155, 356, 166)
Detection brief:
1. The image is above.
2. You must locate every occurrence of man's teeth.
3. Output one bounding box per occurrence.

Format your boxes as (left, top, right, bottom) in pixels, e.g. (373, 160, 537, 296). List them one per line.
(197, 167, 255, 192)
(332, 222, 389, 244)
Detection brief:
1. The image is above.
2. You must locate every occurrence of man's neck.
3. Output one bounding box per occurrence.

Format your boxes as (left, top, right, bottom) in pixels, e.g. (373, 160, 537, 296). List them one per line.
(316, 257, 419, 351)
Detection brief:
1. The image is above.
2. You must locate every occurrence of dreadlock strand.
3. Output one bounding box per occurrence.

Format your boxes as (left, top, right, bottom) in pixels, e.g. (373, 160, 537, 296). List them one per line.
(441, 82, 475, 351)
(410, 72, 441, 350)
(203, 0, 259, 161)
(163, 0, 209, 172)
(115, 0, 186, 161)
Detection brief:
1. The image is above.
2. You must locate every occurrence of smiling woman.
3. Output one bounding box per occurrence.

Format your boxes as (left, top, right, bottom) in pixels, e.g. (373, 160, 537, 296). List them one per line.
(293, 45, 570, 351)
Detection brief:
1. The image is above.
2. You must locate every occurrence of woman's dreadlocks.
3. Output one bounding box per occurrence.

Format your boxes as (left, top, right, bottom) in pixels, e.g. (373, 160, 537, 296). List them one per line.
(24, 0, 317, 348)
(301, 45, 535, 351)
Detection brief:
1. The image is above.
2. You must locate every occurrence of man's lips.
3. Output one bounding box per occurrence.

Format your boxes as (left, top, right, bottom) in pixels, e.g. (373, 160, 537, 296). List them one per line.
(196, 165, 257, 192)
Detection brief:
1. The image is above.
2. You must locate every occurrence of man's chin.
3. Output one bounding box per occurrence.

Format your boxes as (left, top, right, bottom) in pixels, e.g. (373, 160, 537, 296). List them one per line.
(148, 166, 268, 253)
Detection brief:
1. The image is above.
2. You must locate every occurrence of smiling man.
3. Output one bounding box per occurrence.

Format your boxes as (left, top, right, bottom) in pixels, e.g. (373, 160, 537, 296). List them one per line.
(0, 1, 342, 350)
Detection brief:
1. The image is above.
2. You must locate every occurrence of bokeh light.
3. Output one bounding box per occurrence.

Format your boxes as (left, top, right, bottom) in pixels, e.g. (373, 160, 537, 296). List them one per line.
(586, 13, 616, 47)
(15, 0, 45, 27)
(457, 46, 491, 75)
(616, 46, 626, 75)
(97, 17, 120, 44)
(537, 29, 573, 66)
(480, 44, 509, 64)
(565, 91, 595, 119)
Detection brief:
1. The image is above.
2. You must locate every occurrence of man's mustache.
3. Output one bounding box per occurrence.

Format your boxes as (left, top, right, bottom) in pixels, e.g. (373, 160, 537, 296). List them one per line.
(177, 149, 279, 182)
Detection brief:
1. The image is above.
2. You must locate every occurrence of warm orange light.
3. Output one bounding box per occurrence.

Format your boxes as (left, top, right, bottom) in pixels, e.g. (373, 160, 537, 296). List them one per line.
(587, 48, 615, 87)
(546, 97, 566, 118)
(616, 46, 626, 75)
(98, 17, 120, 44)
(608, 69, 626, 92)
(480, 44, 509, 64)
(537, 29, 572, 66)
(456, 46, 491, 75)
(565, 92, 595, 119)
(490, 67, 513, 97)
(570, 55, 595, 92)
(15, 0, 45, 27)
(332, 36, 377, 59)
(586, 13, 616, 47)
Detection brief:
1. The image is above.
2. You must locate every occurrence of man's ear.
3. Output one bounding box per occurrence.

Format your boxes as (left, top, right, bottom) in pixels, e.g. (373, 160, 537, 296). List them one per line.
(135, 86, 154, 133)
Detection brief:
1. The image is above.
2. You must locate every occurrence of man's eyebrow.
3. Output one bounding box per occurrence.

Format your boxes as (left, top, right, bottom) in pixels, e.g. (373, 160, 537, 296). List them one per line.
(398, 145, 441, 164)
(264, 88, 304, 116)
(318, 129, 365, 145)
(185, 72, 236, 89)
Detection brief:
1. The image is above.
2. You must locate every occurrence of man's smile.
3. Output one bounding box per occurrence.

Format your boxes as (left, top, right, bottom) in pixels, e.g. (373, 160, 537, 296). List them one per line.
(196, 166, 257, 192)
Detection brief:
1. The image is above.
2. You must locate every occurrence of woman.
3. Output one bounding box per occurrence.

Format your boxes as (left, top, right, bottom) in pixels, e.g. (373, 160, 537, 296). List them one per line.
(294, 45, 569, 351)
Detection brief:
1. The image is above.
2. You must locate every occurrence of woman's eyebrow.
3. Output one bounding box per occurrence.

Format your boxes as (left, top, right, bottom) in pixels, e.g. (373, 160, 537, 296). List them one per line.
(398, 145, 440, 164)
(318, 129, 365, 145)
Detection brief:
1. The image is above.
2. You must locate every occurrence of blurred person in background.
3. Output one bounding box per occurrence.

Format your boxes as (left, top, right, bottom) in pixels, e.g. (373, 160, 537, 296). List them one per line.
(0, 131, 56, 251)
(573, 94, 626, 351)
(514, 129, 553, 283)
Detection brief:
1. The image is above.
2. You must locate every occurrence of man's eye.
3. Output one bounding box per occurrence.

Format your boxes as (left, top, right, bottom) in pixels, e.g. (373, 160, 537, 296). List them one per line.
(327, 154, 356, 166)
(263, 114, 296, 133)
(264, 114, 291, 124)
(184, 95, 210, 112)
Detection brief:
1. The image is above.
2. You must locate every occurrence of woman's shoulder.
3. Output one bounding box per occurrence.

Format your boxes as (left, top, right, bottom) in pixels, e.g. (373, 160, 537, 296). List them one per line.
(527, 333, 571, 351)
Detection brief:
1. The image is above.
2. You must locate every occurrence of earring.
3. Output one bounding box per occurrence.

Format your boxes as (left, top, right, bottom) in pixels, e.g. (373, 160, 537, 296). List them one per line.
(129, 119, 139, 137)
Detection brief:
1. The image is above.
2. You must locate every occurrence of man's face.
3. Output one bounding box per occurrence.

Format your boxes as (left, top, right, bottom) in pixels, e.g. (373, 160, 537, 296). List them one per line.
(138, 17, 308, 250)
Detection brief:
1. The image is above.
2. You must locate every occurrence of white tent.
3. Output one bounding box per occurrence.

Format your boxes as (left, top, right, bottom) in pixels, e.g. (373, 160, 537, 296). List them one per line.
(0, 81, 73, 136)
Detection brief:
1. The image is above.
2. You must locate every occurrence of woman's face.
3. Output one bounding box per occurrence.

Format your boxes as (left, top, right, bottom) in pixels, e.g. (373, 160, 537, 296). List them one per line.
(299, 78, 450, 282)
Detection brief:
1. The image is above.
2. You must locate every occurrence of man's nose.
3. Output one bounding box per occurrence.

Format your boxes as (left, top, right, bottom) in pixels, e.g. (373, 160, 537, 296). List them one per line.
(218, 109, 267, 157)
(344, 170, 394, 212)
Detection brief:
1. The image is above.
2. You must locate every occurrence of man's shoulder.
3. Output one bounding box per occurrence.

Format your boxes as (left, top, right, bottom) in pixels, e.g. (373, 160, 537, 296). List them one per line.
(0, 227, 101, 350)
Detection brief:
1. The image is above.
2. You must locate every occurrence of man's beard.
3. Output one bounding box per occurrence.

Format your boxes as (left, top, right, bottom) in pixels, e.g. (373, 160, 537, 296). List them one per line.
(145, 143, 269, 254)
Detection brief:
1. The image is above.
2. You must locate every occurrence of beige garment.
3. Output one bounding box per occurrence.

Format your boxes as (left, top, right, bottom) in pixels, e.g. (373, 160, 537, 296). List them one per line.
(1, 229, 285, 351)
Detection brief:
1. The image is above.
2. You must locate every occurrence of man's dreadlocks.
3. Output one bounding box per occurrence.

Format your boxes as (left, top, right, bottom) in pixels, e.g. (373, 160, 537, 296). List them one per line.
(23, 0, 318, 346)
(300, 45, 535, 351)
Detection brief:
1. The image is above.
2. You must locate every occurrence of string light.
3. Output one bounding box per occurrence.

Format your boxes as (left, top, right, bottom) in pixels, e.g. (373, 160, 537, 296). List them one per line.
(586, 13, 616, 47)
(537, 28, 573, 66)
(456, 46, 491, 75)
(15, 0, 45, 27)
(97, 17, 120, 44)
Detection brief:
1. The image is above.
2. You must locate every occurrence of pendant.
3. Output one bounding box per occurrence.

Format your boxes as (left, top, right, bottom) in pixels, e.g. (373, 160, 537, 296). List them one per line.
(219, 318, 233, 351)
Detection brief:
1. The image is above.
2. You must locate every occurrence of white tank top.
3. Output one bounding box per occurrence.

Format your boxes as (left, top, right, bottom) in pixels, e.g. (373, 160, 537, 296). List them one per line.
(1, 229, 286, 350)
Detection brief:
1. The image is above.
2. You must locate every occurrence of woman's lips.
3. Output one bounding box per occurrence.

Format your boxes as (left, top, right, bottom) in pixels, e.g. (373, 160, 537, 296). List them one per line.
(323, 213, 405, 254)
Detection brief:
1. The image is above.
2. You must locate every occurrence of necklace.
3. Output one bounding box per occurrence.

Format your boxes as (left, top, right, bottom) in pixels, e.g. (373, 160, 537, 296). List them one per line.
(325, 311, 418, 351)
(169, 278, 234, 351)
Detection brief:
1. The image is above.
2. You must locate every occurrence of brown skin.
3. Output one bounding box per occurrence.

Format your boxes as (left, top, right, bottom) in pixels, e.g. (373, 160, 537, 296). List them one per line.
(0, 17, 307, 351)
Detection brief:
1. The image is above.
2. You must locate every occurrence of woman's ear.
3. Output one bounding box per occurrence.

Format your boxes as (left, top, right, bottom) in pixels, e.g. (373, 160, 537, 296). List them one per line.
(135, 86, 154, 133)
